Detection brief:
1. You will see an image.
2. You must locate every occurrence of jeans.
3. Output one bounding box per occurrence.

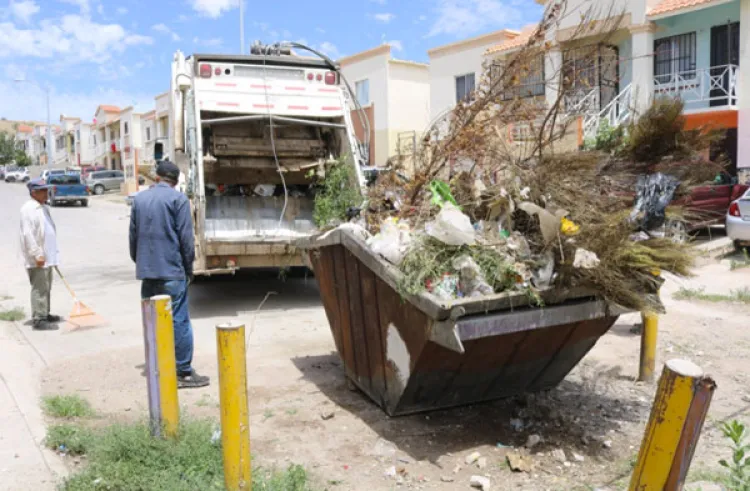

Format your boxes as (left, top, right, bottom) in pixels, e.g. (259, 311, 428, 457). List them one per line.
(141, 279, 194, 375)
(27, 267, 53, 321)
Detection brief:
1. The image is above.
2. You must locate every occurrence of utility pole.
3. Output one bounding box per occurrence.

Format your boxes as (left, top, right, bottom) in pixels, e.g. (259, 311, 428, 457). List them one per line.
(239, 0, 245, 54)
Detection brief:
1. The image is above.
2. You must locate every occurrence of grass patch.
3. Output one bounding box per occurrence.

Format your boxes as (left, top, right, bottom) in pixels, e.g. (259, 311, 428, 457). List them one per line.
(0, 307, 24, 322)
(730, 249, 750, 271)
(42, 395, 94, 419)
(0, 295, 12, 301)
(52, 419, 316, 491)
(674, 287, 750, 304)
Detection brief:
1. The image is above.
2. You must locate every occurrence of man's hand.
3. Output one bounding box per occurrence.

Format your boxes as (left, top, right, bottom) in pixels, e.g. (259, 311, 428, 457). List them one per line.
(35, 256, 45, 268)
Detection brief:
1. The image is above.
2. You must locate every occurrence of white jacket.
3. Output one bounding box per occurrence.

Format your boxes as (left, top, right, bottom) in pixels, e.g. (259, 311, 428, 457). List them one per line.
(19, 200, 52, 269)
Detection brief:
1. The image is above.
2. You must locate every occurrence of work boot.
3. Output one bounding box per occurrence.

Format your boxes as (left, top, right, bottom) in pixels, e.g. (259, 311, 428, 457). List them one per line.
(177, 370, 210, 389)
(32, 319, 59, 331)
(47, 314, 63, 322)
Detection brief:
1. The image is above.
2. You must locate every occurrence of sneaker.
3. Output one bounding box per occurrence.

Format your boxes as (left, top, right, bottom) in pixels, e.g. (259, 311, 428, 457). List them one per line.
(47, 314, 63, 322)
(177, 370, 210, 389)
(32, 319, 59, 331)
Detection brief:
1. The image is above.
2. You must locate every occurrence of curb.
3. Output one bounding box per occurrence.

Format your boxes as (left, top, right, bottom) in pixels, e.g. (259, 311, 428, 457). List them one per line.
(693, 237, 734, 262)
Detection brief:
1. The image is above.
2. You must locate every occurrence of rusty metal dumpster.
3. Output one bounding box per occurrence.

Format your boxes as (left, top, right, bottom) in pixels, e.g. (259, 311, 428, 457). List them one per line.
(301, 228, 623, 416)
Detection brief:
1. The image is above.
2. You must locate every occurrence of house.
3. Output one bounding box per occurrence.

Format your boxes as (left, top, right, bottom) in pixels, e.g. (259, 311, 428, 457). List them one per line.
(92, 105, 122, 169)
(56, 116, 81, 167)
(140, 110, 157, 168)
(339, 44, 431, 168)
(15, 124, 34, 156)
(119, 106, 144, 193)
(428, 29, 518, 123)
(154, 92, 170, 161)
(73, 120, 95, 167)
(484, 0, 749, 179)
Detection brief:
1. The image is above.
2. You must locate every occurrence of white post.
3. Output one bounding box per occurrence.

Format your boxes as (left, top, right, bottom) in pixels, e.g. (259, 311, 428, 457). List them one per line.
(545, 48, 563, 110)
(630, 23, 656, 117)
(738, 0, 750, 183)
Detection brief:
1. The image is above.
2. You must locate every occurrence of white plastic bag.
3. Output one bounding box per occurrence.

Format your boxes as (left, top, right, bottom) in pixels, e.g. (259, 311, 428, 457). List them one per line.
(452, 255, 494, 298)
(425, 204, 476, 246)
(254, 184, 276, 197)
(573, 248, 600, 269)
(367, 218, 412, 265)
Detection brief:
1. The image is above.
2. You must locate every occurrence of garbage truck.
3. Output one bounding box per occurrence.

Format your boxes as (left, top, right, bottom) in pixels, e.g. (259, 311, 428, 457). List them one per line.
(166, 44, 367, 275)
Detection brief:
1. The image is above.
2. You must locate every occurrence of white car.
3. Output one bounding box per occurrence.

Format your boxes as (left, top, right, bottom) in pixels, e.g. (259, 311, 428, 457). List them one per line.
(4, 167, 30, 183)
(726, 188, 750, 248)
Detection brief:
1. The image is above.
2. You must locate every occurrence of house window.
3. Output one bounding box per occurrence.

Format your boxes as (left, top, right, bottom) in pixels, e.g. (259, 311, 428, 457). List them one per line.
(493, 54, 546, 101)
(355, 79, 370, 106)
(124, 122, 129, 135)
(455, 73, 476, 103)
(654, 32, 697, 82)
(146, 127, 151, 141)
(93, 135, 97, 145)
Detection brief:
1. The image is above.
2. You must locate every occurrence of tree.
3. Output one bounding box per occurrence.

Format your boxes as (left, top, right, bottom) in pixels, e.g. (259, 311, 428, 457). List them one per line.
(0, 131, 18, 165)
(14, 149, 31, 167)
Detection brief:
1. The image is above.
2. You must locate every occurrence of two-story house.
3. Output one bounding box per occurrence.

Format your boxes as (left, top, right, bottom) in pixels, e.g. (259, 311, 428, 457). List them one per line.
(93, 105, 122, 170)
(340, 44, 430, 168)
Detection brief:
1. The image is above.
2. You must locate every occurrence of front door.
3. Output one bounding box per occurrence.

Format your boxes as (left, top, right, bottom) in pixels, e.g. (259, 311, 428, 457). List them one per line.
(710, 22, 740, 107)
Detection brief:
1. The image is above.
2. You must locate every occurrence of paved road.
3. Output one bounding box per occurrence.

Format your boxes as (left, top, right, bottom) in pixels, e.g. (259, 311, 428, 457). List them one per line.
(0, 181, 329, 490)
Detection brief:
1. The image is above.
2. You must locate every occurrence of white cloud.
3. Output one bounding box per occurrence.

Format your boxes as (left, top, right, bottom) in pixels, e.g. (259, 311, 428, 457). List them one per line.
(61, 0, 90, 15)
(152, 23, 170, 33)
(1, 82, 155, 121)
(0, 16, 153, 65)
(177, 14, 189, 22)
(189, 0, 236, 18)
(317, 41, 341, 59)
(369, 0, 387, 4)
(193, 36, 222, 47)
(373, 13, 395, 23)
(96, 4, 103, 15)
(172, 32, 181, 41)
(98, 64, 132, 81)
(315, 27, 325, 34)
(386, 40, 403, 51)
(116, 7, 128, 15)
(9, 0, 40, 24)
(428, 0, 527, 37)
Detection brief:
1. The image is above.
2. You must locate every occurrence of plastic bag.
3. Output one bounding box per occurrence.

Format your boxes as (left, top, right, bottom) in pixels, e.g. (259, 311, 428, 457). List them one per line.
(629, 173, 680, 231)
(367, 218, 412, 265)
(452, 255, 494, 298)
(573, 248, 600, 269)
(428, 273, 459, 300)
(425, 204, 476, 246)
(254, 184, 276, 197)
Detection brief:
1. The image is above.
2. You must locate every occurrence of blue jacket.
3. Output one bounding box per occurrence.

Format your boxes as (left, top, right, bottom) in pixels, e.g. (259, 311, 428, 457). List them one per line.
(129, 183, 195, 280)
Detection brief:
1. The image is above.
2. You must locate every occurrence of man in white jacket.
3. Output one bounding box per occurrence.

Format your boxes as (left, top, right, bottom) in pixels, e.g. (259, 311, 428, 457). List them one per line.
(20, 179, 61, 330)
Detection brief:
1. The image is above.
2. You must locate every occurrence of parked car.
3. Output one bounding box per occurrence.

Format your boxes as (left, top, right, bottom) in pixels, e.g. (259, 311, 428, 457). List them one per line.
(80, 165, 106, 180)
(86, 170, 125, 195)
(41, 169, 67, 182)
(48, 174, 89, 207)
(726, 188, 750, 248)
(5, 167, 30, 183)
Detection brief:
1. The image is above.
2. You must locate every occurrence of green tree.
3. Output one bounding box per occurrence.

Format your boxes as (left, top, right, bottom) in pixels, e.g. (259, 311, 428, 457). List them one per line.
(0, 131, 18, 165)
(14, 149, 31, 167)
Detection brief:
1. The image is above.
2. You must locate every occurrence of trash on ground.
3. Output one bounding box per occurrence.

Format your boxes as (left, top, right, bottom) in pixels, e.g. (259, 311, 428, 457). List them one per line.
(470, 475, 491, 490)
(507, 452, 534, 473)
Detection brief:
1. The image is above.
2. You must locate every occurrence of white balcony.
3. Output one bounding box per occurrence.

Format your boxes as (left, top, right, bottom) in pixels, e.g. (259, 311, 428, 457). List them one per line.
(654, 64, 739, 109)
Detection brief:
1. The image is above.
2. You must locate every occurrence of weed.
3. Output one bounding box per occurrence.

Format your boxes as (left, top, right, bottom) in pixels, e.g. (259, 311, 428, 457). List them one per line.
(42, 395, 94, 419)
(674, 287, 750, 304)
(45, 424, 94, 456)
(730, 249, 750, 271)
(312, 158, 362, 228)
(0, 295, 12, 301)
(263, 409, 275, 421)
(51, 419, 315, 491)
(285, 408, 298, 416)
(0, 307, 24, 322)
(719, 420, 750, 491)
(195, 394, 217, 408)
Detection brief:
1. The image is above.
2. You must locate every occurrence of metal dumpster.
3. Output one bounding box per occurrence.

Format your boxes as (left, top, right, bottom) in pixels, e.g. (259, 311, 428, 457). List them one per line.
(301, 228, 623, 416)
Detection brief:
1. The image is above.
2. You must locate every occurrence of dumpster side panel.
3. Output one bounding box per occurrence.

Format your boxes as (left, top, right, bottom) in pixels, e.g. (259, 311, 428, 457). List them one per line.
(344, 249, 372, 393)
(310, 249, 344, 358)
(331, 246, 356, 380)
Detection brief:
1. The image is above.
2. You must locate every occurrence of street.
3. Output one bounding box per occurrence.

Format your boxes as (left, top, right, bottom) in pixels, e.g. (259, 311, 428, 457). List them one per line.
(1, 181, 750, 490)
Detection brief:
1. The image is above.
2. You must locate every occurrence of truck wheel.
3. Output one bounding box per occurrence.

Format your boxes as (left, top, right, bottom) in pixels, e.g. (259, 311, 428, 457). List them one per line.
(81, 200, 89, 207)
(6, 177, 15, 183)
(94, 184, 105, 195)
(666, 220, 688, 244)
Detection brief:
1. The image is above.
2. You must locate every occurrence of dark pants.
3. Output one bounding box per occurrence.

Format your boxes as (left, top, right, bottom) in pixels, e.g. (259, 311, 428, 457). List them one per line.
(27, 267, 53, 321)
(141, 279, 194, 375)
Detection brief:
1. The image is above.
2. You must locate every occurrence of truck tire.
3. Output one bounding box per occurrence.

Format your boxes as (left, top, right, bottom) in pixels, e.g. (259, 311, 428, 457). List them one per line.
(94, 184, 105, 195)
(81, 200, 89, 207)
(6, 177, 15, 183)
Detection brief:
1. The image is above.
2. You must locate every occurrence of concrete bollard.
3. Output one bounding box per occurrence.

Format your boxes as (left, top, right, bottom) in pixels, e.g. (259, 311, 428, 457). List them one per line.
(629, 359, 716, 490)
(216, 322, 251, 490)
(141, 295, 179, 439)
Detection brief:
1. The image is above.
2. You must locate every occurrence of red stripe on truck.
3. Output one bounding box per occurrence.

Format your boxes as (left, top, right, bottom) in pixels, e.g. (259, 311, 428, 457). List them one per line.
(318, 88, 338, 93)
(321, 106, 342, 111)
(288, 105, 309, 110)
(253, 104, 274, 109)
(251, 84, 271, 89)
(215, 82, 237, 87)
(285, 86, 305, 91)
(216, 102, 240, 107)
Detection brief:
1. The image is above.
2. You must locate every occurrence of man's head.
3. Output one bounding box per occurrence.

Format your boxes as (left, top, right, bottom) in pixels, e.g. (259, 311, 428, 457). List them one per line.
(156, 160, 180, 187)
(27, 179, 49, 204)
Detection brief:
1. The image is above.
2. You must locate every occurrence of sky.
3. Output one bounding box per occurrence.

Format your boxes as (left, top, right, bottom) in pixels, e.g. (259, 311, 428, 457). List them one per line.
(0, 0, 543, 123)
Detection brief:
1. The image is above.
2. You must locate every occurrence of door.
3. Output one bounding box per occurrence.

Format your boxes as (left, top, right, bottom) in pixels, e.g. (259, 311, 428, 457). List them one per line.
(112, 171, 125, 190)
(710, 22, 740, 107)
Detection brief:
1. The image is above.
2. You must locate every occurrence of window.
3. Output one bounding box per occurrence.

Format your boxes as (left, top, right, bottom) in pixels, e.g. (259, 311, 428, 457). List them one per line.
(455, 73, 476, 103)
(355, 79, 370, 106)
(124, 122, 129, 135)
(113, 171, 124, 178)
(146, 127, 151, 141)
(93, 135, 97, 145)
(493, 54, 546, 101)
(654, 32, 697, 82)
(76, 130, 80, 140)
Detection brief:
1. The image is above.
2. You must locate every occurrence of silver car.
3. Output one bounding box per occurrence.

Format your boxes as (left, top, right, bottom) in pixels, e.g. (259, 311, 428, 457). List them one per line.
(87, 170, 125, 195)
(726, 188, 750, 247)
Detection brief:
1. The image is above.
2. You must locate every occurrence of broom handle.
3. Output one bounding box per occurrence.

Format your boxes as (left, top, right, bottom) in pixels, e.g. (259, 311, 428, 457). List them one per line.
(54, 267, 78, 301)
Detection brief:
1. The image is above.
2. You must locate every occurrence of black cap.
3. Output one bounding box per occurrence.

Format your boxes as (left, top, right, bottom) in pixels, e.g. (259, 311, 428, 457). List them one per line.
(156, 160, 180, 182)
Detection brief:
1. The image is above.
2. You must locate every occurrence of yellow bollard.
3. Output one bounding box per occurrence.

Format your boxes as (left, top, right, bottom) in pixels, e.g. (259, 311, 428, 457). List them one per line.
(639, 311, 658, 383)
(629, 359, 716, 491)
(141, 295, 179, 439)
(217, 323, 251, 491)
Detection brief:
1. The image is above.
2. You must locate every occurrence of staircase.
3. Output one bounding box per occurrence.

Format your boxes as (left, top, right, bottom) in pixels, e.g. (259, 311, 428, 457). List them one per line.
(580, 83, 634, 142)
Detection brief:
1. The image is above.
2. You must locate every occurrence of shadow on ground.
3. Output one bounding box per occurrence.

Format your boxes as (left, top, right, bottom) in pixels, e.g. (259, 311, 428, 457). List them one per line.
(190, 268, 322, 319)
(292, 352, 648, 464)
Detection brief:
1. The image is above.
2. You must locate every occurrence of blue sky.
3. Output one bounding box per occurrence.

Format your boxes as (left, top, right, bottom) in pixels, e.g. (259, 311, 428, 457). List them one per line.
(0, 0, 542, 123)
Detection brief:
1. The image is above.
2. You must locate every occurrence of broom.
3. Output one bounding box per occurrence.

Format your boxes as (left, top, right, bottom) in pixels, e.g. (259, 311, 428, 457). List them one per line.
(54, 267, 108, 331)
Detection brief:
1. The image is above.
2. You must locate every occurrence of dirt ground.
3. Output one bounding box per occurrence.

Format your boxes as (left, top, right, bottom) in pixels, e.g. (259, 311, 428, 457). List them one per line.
(38, 248, 750, 491)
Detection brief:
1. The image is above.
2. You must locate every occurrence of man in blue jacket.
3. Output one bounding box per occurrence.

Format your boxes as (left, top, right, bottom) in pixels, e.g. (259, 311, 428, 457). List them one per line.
(129, 161, 209, 388)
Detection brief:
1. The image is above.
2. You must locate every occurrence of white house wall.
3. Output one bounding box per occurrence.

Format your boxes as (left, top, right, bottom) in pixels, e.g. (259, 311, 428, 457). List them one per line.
(387, 62, 430, 157)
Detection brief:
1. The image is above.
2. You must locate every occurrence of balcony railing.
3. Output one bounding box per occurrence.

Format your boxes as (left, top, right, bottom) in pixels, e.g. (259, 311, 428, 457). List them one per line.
(654, 64, 739, 107)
